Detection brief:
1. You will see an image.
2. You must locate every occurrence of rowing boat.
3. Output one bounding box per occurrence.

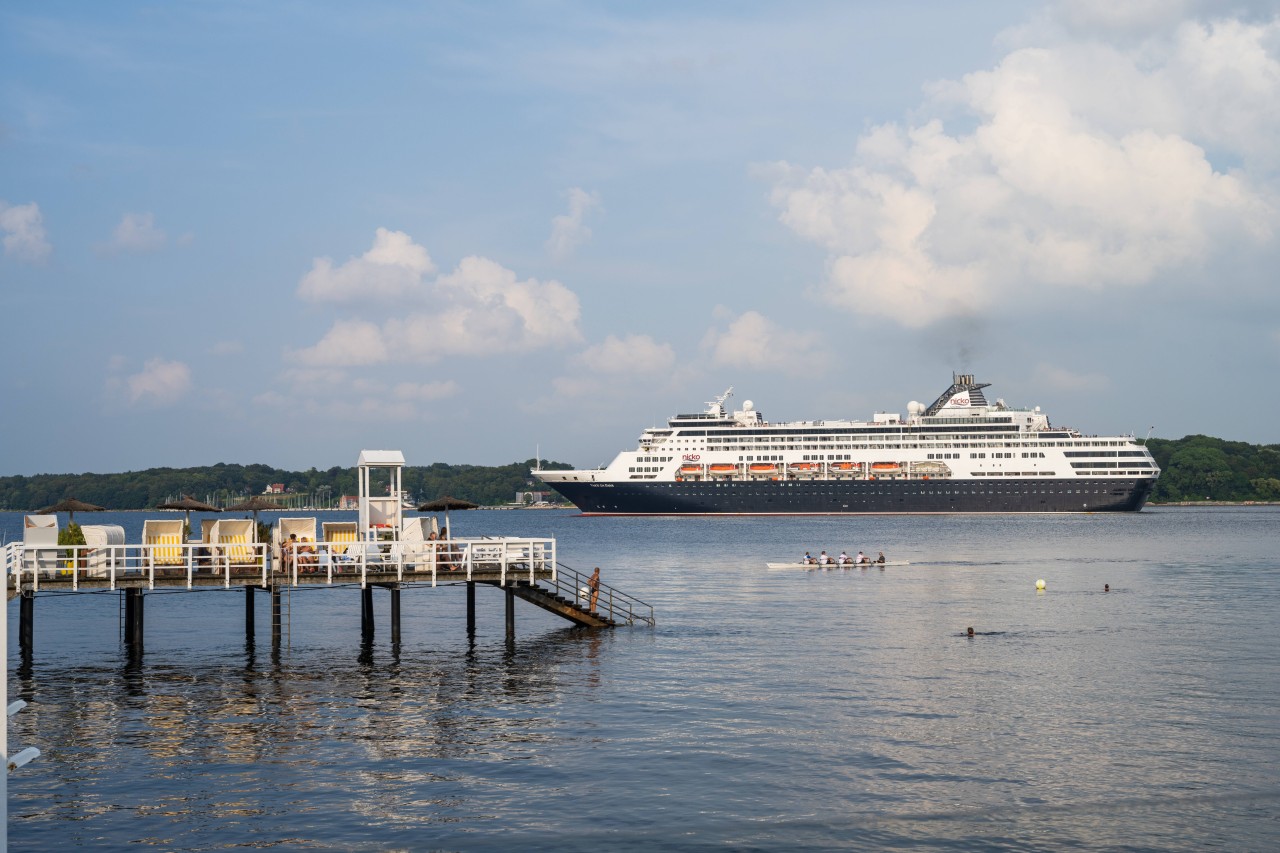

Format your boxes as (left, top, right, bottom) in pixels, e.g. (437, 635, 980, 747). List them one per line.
(766, 561, 910, 570)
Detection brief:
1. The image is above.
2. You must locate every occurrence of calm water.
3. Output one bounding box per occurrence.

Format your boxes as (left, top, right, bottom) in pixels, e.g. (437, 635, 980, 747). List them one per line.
(4, 507, 1279, 850)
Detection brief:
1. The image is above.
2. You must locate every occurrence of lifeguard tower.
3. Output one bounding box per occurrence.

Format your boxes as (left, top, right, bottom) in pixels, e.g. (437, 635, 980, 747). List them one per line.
(357, 449, 405, 541)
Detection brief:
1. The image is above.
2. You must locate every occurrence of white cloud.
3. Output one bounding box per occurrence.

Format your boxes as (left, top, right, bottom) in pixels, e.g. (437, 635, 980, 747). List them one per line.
(293, 236, 583, 367)
(0, 200, 51, 262)
(393, 380, 458, 401)
(1030, 363, 1110, 392)
(292, 319, 389, 366)
(701, 309, 825, 374)
(126, 358, 191, 405)
(549, 333, 683, 406)
(766, 15, 1278, 329)
(298, 227, 437, 302)
(546, 187, 600, 261)
(257, 370, 456, 423)
(578, 334, 676, 375)
(109, 212, 166, 252)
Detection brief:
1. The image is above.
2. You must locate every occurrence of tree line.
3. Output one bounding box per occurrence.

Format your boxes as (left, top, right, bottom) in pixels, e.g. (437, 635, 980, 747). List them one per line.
(1146, 436, 1280, 502)
(1, 435, 1277, 510)
(0, 459, 574, 511)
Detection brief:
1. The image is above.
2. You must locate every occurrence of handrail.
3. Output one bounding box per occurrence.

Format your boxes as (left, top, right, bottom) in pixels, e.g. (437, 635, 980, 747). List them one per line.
(2, 538, 653, 628)
(537, 561, 655, 627)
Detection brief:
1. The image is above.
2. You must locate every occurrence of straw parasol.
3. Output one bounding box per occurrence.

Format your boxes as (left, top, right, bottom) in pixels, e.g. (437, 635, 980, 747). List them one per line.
(156, 494, 221, 531)
(224, 495, 288, 526)
(36, 497, 105, 523)
(417, 495, 479, 532)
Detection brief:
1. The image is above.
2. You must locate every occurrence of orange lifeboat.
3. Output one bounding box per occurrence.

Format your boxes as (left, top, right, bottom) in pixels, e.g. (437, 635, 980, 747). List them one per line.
(789, 462, 818, 471)
(830, 462, 856, 471)
(749, 463, 777, 473)
(679, 464, 703, 474)
(871, 462, 900, 473)
(708, 464, 737, 474)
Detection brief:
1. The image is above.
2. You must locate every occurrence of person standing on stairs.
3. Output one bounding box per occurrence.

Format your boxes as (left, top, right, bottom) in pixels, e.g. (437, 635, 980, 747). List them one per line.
(589, 567, 601, 614)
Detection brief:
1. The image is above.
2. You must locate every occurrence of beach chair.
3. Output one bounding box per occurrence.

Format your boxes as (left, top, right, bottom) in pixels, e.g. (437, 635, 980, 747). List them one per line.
(323, 521, 358, 572)
(143, 519, 185, 567)
(274, 517, 318, 573)
(82, 524, 125, 577)
(22, 514, 59, 573)
(211, 518, 258, 567)
(399, 517, 439, 568)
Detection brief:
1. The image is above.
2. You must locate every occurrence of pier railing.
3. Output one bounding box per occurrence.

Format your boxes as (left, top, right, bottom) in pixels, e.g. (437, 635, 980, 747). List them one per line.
(3, 537, 557, 592)
(546, 562, 655, 627)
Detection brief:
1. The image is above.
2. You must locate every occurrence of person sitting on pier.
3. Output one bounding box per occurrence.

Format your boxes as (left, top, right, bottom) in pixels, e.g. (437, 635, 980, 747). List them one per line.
(439, 526, 459, 570)
(297, 537, 317, 572)
(282, 533, 298, 574)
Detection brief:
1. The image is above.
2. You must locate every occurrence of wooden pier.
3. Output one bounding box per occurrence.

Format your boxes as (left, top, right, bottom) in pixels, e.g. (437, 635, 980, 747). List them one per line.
(5, 450, 654, 655)
(4, 541, 653, 653)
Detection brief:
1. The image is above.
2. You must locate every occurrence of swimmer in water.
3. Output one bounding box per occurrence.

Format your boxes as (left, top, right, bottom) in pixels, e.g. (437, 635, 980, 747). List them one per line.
(967, 627, 975, 637)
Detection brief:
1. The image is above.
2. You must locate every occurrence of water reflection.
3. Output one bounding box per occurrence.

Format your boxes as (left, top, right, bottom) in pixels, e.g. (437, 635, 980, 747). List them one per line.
(6, 508, 1280, 850)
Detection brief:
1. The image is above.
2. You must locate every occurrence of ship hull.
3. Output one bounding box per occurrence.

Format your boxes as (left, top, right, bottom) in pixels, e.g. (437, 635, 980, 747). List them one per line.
(546, 477, 1156, 515)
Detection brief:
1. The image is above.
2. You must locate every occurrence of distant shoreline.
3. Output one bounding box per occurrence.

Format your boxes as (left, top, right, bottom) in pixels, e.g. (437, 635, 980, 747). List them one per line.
(1148, 501, 1280, 507)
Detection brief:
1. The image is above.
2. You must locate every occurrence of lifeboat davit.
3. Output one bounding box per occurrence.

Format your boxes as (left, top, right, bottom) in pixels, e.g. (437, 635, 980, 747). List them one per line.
(708, 464, 737, 474)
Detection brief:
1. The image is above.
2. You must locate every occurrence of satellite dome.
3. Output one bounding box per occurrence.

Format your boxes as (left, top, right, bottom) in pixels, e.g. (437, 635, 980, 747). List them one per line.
(907, 400, 924, 415)
(742, 400, 754, 412)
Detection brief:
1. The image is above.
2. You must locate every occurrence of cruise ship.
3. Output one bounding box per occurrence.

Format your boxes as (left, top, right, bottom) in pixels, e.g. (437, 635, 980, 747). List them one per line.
(535, 375, 1160, 514)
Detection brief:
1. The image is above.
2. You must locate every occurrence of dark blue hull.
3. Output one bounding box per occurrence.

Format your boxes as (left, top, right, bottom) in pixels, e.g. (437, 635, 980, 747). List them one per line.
(547, 477, 1156, 515)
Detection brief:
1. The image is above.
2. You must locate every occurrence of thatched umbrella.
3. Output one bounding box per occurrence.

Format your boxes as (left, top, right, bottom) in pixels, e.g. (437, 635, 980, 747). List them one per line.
(417, 495, 479, 533)
(156, 494, 221, 532)
(224, 495, 288, 526)
(36, 497, 105, 523)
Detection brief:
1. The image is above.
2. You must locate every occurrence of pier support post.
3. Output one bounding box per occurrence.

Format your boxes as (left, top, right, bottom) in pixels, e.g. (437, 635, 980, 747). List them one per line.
(245, 585, 255, 642)
(504, 585, 515, 640)
(271, 586, 282, 644)
(466, 582, 476, 637)
(124, 588, 144, 648)
(361, 587, 374, 640)
(390, 586, 401, 644)
(19, 592, 34, 652)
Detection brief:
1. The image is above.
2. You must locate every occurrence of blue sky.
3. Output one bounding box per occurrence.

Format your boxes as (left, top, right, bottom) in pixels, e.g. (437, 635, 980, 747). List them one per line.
(3, 1, 1279, 476)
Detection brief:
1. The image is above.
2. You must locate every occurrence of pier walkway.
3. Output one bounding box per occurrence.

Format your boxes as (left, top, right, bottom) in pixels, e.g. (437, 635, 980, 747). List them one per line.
(3, 537, 653, 629)
(5, 448, 654, 653)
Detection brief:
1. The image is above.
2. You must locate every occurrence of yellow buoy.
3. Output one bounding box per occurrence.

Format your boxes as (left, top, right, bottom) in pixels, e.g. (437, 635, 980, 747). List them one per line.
(1036, 579, 1046, 590)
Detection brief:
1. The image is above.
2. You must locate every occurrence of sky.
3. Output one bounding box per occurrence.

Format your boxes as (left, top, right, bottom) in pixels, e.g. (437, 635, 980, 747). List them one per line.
(2, 0, 1279, 476)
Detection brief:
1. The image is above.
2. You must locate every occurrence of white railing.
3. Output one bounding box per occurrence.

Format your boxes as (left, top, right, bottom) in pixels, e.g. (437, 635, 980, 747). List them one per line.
(2, 541, 269, 591)
(4, 537, 557, 592)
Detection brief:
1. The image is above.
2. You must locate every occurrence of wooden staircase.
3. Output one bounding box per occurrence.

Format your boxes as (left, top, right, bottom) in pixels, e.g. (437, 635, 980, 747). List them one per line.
(497, 563, 654, 629)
